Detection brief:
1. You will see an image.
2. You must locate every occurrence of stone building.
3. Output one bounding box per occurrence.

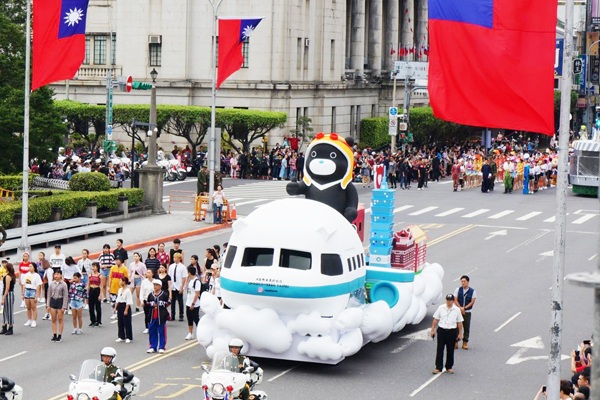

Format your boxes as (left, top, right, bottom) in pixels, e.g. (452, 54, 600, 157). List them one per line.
(52, 0, 430, 149)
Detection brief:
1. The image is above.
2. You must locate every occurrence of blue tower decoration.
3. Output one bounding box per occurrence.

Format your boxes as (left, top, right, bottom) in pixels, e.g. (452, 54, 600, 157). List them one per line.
(368, 167, 395, 268)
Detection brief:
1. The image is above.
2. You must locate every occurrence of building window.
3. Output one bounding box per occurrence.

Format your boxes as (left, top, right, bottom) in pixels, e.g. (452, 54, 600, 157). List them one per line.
(330, 39, 335, 70)
(304, 107, 309, 118)
(296, 107, 302, 130)
(215, 37, 249, 68)
(297, 38, 303, 69)
(350, 105, 355, 137)
(83, 36, 90, 65)
(304, 39, 309, 70)
(93, 35, 106, 65)
(111, 34, 116, 65)
(149, 43, 162, 67)
(331, 107, 336, 132)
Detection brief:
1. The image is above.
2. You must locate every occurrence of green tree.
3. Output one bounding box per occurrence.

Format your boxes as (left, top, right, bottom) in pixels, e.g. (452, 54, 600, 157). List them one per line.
(113, 104, 169, 151)
(0, 0, 64, 173)
(289, 115, 314, 150)
(409, 107, 479, 147)
(54, 100, 106, 151)
(217, 109, 287, 154)
(162, 106, 210, 158)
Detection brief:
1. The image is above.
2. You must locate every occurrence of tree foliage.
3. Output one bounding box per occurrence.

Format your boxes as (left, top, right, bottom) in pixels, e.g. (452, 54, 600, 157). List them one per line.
(408, 107, 479, 147)
(54, 100, 106, 151)
(217, 108, 287, 154)
(162, 106, 211, 157)
(359, 118, 390, 148)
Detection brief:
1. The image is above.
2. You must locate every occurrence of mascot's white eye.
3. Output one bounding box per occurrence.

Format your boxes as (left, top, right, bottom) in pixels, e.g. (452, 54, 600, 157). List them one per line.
(330, 152, 337, 159)
(311, 151, 317, 157)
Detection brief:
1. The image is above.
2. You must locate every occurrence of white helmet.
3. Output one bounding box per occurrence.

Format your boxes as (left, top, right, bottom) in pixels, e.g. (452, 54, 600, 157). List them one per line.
(228, 338, 244, 351)
(100, 347, 117, 362)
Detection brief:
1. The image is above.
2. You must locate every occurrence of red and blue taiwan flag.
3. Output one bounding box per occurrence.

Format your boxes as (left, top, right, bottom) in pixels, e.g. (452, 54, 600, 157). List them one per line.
(32, 0, 89, 91)
(428, 0, 557, 135)
(216, 17, 263, 89)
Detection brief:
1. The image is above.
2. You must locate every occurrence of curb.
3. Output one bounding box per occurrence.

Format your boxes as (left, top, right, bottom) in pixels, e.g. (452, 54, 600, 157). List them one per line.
(75, 222, 232, 262)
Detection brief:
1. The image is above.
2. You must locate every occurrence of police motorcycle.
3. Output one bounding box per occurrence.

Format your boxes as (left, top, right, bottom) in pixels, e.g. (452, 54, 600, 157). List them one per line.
(201, 351, 267, 400)
(68, 359, 140, 400)
(0, 377, 23, 400)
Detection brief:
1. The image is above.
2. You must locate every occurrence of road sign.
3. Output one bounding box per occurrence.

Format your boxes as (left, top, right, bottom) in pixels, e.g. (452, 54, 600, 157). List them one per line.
(389, 107, 398, 117)
(574, 58, 583, 75)
(399, 122, 408, 131)
(107, 125, 113, 141)
(388, 116, 397, 136)
(555, 39, 564, 77)
(126, 76, 133, 93)
(393, 61, 429, 79)
(108, 87, 113, 125)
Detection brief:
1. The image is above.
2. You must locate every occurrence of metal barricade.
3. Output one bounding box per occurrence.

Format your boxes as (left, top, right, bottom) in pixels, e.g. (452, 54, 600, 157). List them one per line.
(0, 188, 15, 203)
(194, 195, 236, 223)
(168, 190, 197, 214)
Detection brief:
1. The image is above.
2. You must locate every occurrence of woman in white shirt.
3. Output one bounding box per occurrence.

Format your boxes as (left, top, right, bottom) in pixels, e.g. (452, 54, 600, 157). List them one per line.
(128, 252, 147, 313)
(210, 266, 222, 304)
(23, 264, 42, 328)
(114, 277, 133, 343)
(139, 270, 155, 334)
(212, 185, 227, 224)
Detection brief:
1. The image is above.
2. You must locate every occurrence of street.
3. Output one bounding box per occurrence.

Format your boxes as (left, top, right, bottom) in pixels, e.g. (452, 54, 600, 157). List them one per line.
(3, 177, 597, 399)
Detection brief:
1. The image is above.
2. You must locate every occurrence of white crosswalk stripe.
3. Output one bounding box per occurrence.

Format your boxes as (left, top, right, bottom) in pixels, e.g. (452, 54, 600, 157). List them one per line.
(394, 205, 414, 213)
(572, 214, 597, 225)
(488, 210, 515, 219)
(435, 208, 464, 217)
(409, 206, 438, 216)
(516, 212, 543, 221)
(462, 209, 490, 218)
(544, 216, 556, 223)
(222, 181, 297, 200)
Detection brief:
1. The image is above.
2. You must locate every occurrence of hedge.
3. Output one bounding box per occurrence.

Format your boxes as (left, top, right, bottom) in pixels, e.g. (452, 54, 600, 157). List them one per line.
(360, 118, 391, 148)
(69, 172, 111, 192)
(0, 175, 39, 191)
(0, 188, 144, 227)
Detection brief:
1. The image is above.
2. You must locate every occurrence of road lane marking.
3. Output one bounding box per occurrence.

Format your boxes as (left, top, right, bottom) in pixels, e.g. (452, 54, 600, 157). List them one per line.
(111, 311, 144, 324)
(164, 178, 198, 187)
(573, 214, 597, 225)
(394, 205, 414, 213)
(14, 304, 45, 315)
(462, 209, 490, 218)
(234, 199, 267, 206)
(506, 230, 551, 253)
(494, 312, 522, 332)
(453, 268, 478, 282)
(130, 342, 198, 372)
(516, 212, 543, 221)
(435, 208, 464, 217)
(488, 210, 515, 219)
(409, 206, 438, 216)
(544, 216, 556, 222)
(268, 365, 299, 382)
(409, 371, 445, 397)
(156, 384, 203, 399)
(140, 383, 178, 397)
(0, 351, 27, 363)
(428, 225, 476, 247)
(590, 254, 598, 261)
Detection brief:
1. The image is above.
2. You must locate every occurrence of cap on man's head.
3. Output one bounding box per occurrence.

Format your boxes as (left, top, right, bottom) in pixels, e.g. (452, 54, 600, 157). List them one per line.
(54, 244, 61, 249)
(445, 294, 455, 301)
(152, 279, 162, 286)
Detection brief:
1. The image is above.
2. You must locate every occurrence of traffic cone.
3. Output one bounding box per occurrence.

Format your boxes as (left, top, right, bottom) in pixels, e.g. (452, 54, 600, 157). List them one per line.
(230, 204, 237, 220)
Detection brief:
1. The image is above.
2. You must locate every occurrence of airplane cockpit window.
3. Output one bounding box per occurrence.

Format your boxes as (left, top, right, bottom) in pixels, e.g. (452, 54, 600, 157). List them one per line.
(241, 248, 274, 267)
(321, 254, 343, 276)
(223, 246, 237, 269)
(279, 249, 312, 270)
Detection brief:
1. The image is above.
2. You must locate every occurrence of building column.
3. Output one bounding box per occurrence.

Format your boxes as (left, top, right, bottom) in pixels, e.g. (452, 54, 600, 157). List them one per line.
(416, 0, 428, 56)
(351, 0, 366, 74)
(368, 0, 383, 76)
(384, 0, 399, 70)
(401, 0, 415, 58)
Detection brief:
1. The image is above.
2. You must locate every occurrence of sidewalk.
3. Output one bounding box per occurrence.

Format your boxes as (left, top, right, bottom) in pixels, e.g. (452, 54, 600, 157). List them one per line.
(6, 213, 231, 261)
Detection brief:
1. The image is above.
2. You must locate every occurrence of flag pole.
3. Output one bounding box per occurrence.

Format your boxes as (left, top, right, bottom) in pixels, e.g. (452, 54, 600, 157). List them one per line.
(547, 0, 573, 397)
(19, 0, 32, 256)
(207, 0, 224, 225)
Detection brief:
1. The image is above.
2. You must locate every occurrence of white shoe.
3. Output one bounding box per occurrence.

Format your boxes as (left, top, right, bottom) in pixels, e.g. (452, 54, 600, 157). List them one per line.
(115, 338, 124, 342)
(39, 298, 46, 304)
(67, 310, 72, 315)
(185, 333, 193, 340)
(76, 329, 82, 335)
(110, 314, 118, 320)
(20, 301, 25, 308)
(31, 321, 37, 328)
(158, 349, 165, 354)
(147, 348, 155, 353)
(43, 313, 50, 320)
(84, 304, 89, 310)
(143, 329, 149, 334)
(125, 339, 131, 344)
(72, 329, 78, 334)
(24, 320, 31, 327)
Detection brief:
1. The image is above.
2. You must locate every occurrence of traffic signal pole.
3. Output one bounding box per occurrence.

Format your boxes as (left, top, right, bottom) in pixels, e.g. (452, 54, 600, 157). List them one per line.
(402, 73, 410, 154)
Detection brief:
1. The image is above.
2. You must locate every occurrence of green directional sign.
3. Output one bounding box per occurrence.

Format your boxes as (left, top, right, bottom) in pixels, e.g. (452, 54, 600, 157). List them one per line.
(132, 82, 153, 90)
(103, 140, 118, 153)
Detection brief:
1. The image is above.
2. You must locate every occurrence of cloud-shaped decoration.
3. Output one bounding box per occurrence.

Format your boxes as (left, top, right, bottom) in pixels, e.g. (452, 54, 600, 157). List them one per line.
(196, 314, 215, 347)
(216, 305, 293, 354)
(338, 328, 363, 357)
(287, 311, 332, 336)
(360, 301, 393, 343)
(335, 308, 364, 332)
(413, 274, 425, 297)
(297, 336, 343, 361)
(419, 270, 443, 306)
(389, 283, 413, 325)
(412, 298, 427, 325)
(206, 334, 233, 359)
(426, 263, 445, 280)
(200, 292, 222, 316)
(393, 315, 408, 333)
(405, 294, 421, 324)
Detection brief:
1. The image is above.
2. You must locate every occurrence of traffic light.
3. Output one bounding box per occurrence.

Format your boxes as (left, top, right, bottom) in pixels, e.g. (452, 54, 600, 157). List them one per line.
(399, 133, 406, 143)
(132, 82, 152, 90)
(407, 132, 414, 142)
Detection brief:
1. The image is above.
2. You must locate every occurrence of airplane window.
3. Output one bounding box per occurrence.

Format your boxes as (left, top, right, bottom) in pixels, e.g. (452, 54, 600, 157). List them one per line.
(360, 253, 365, 266)
(347, 258, 352, 272)
(352, 257, 357, 271)
(241, 248, 274, 267)
(322, 254, 343, 276)
(223, 246, 237, 269)
(279, 249, 312, 270)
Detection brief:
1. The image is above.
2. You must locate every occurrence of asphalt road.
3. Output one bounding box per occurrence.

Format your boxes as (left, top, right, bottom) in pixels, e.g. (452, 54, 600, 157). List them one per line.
(4, 176, 598, 400)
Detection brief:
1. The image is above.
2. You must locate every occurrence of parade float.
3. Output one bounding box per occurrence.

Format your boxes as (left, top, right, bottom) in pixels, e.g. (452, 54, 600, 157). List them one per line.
(197, 134, 444, 364)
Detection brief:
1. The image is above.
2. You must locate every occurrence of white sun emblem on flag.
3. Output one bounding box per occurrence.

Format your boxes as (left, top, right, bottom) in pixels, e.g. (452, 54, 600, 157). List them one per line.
(64, 8, 84, 27)
(242, 25, 255, 40)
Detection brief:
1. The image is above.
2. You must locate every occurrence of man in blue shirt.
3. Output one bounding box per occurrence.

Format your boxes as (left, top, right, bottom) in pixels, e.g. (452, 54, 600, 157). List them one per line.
(454, 275, 476, 350)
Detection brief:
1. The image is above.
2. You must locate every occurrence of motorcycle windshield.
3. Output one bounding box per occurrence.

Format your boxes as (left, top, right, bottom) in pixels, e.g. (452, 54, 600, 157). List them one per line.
(211, 352, 242, 373)
(78, 360, 107, 382)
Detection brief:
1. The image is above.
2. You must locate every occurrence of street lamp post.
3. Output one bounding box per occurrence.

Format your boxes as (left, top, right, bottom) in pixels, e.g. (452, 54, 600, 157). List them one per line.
(149, 68, 158, 166)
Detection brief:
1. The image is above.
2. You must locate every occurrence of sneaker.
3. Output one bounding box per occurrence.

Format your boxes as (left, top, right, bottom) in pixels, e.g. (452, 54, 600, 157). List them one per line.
(72, 329, 78, 335)
(24, 320, 31, 327)
(143, 329, 149, 334)
(51, 335, 57, 342)
(43, 313, 50, 320)
(125, 339, 131, 344)
(147, 348, 156, 354)
(158, 349, 165, 354)
(31, 321, 36, 328)
(102, 299, 109, 304)
(110, 314, 118, 320)
(67, 309, 72, 315)
(89, 322, 96, 327)
(84, 304, 89, 310)
(115, 338, 124, 343)
(178, 317, 184, 322)
(20, 301, 25, 308)
(95, 322, 101, 327)
(136, 307, 140, 312)
(76, 329, 82, 335)
(56, 335, 62, 342)
(185, 333, 193, 340)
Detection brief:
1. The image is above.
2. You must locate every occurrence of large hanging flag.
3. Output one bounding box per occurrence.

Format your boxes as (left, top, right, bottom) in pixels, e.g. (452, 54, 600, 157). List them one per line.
(32, 0, 90, 91)
(428, 0, 557, 135)
(216, 17, 264, 90)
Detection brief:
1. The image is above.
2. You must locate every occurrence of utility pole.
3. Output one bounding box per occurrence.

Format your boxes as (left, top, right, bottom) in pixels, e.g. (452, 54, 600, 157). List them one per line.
(391, 59, 398, 153)
(402, 73, 410, 154)
(547, 0, 574, 398)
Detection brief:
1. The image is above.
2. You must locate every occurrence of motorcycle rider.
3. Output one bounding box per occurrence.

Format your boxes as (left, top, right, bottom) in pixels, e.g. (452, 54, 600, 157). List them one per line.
(100, 347, 127, 400)
(227, 338, 260, 400)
